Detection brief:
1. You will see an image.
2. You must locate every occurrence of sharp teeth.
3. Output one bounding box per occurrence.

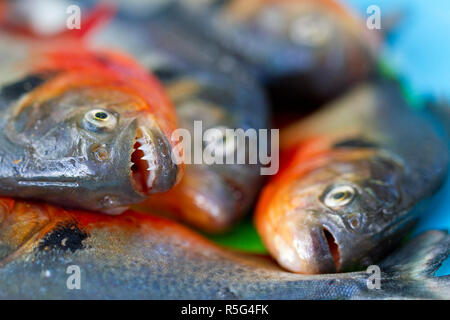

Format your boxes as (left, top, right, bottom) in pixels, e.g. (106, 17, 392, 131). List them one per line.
(141, 155, 153, 161)
(138, 146, 152, 153)
(135, 126, 158, 190)
(137, 137, 151, 144)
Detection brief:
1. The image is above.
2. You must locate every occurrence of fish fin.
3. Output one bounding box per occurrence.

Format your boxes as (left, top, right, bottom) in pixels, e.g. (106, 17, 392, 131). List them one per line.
(379, 230, 450, 299)
(0, 1, 116, 40)
(381, 230, 449, 277)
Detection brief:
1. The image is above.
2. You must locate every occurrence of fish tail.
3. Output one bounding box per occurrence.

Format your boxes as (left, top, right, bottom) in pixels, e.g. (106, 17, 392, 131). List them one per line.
(380, 230, 450, 299)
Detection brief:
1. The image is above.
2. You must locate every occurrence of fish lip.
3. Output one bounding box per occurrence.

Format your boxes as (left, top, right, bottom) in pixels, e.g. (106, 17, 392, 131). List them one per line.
(181, 167, 247, 232)
(277, 217, 338, 274)
(295, 225, 338, 274)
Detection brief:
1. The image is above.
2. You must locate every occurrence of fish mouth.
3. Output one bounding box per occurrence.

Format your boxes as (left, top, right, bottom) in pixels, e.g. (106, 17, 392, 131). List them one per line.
(322, 227, 341, 271)
(294, 225, 340, 274)
(272, 215, 341, 274)
(130, 126, 158, 195)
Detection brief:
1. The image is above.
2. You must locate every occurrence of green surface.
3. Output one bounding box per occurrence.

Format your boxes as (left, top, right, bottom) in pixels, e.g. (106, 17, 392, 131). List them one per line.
(206, 217, 268, 254)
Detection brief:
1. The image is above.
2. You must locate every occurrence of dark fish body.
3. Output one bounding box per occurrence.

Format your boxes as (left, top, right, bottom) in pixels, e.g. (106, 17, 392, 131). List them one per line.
(113, 0, 379, 103)
(93, 2, 259, 93)
(255, 81, 448, 274)
(0, 197, 448, 299)
(0, 28, 182, 213)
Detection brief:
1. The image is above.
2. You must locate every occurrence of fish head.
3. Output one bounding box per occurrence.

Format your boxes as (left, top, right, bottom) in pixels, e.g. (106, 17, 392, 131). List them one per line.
(144, 62, 266, 232)
(257, 149, 411, 274)
(6, 74, 181, 213)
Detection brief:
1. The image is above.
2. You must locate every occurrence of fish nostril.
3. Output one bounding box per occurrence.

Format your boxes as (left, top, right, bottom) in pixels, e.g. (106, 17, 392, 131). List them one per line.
(92, 144, 109, 162)
(349, 214, 361, 230)
(323, 228, 340, 271)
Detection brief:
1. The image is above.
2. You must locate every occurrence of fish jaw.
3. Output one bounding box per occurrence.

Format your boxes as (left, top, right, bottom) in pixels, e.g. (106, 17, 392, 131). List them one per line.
(257, 207, 339, 274)
(130, 125, 181, 197)
(130, 126, 159, 195)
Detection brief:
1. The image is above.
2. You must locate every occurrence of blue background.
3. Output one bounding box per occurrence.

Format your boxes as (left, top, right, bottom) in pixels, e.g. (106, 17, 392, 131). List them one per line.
(345, 0, 450, 275)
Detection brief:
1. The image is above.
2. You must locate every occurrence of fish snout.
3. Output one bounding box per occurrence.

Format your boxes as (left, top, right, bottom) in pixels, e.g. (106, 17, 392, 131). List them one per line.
(269, 214, 341, 274)
(130, 125, 180, 196)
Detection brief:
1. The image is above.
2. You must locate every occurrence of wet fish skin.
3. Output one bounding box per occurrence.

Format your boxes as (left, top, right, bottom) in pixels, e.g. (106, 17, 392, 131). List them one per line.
(255, 81, 448, 274)
(134, 55, 269, 233)
(109, 0, 378, 100)
(0, 1, 268, 230)
(170, 0, 379, 101)
(0, 32, 182, 213)
(0, 197, 448, 299)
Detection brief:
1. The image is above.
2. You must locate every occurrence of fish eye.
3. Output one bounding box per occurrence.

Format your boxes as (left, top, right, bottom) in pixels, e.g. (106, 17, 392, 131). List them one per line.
(83, 109, 117, 132)
(323, 185, 356, 208)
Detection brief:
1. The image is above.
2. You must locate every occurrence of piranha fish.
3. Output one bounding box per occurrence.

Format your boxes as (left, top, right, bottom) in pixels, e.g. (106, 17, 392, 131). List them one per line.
(131, 55, 269, 233)
(87, 11, 271, 232)
(0, 4, 183, 213)
(97, 0, 378, 104)
(171, 0, 380, 102)
(0, 197, 448, 299)
(255, 81, 448, 274)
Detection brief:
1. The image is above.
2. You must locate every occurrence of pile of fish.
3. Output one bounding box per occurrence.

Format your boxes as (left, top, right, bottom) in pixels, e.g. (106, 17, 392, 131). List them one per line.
(0, 0, 448, 299)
